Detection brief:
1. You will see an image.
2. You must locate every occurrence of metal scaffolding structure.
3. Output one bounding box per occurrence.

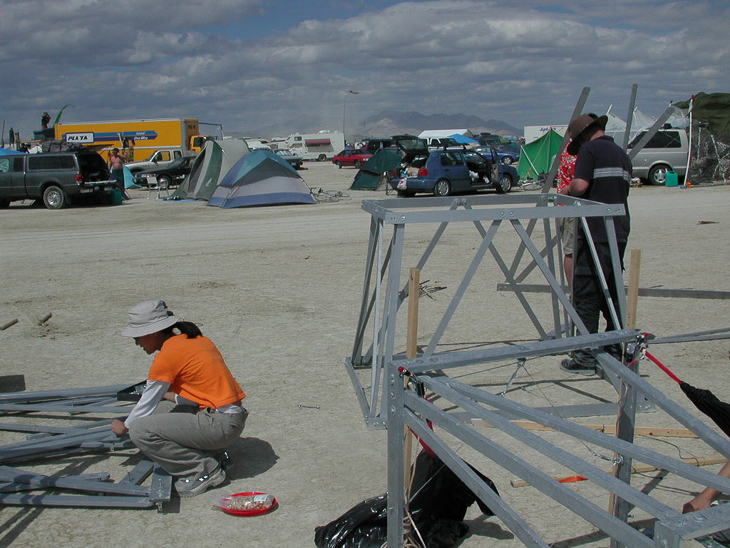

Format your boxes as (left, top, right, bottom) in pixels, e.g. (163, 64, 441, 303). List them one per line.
(0, 383, 172, 511)
(345, 194, 730, 547)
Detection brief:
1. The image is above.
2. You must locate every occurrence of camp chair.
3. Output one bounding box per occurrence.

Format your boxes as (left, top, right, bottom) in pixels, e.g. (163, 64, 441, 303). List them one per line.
(146, 176, 170, 200)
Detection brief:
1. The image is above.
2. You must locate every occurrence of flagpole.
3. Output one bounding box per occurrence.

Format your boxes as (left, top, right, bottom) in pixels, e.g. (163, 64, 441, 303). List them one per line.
(683, 95, 694, 185)
(343, 90, 359, 146)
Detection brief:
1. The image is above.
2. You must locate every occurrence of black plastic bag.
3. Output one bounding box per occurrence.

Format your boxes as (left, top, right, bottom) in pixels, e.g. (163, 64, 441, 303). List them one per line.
(313, 493, 388, 548)
(314, 451, 498, 548)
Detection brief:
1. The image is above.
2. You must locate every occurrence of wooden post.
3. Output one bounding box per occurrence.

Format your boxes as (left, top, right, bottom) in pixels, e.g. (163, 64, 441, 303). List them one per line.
(406, 268, 420, 360)
(404, 268, 420, 492)
(608, 249, 641, 547)
(625, 249, 641, 329)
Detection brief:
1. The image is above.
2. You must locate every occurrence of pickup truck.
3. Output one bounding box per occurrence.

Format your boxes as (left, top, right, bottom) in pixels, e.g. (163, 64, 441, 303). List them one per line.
(0, 150, 116, 209)
(628, 128, 689, 185)
(124, 148, 188, 174)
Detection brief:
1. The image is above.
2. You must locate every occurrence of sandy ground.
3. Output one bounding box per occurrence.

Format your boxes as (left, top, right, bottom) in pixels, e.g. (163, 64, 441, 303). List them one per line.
(1, 162, 729, 548)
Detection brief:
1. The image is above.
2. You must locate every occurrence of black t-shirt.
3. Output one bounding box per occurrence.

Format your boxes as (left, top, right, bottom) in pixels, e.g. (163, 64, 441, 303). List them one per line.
(573, 135, 632, 242)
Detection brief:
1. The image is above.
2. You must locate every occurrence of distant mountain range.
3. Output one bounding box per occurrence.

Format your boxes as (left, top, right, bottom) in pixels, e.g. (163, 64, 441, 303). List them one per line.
(355, 110, 522, 139)
(236, 110, 521, 141)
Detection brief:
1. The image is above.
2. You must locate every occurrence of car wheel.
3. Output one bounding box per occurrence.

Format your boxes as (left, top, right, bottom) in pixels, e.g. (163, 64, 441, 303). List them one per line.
(433, 179, 452, 197)
(501, 156, 513, 165)
(648, 164, 670, 186)
(318, 154, 327, 162)
(495, 174, 512, 194)
(43, 185, 67, 209)
(335, 161, 342, 169)
(354, 160, 361, 169)
(397, 190, 415, 197)
(0, 199, 9, 208)
(157, 175, 171, 188)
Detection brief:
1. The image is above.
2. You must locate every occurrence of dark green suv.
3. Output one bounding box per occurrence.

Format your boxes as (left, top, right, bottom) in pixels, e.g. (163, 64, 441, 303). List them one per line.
(0, 149, 116, 209)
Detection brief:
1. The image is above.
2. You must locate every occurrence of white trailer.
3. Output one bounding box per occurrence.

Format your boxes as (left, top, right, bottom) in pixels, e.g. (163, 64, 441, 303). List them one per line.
(283, 131, 345, 161)
(524, 124, 567, 144)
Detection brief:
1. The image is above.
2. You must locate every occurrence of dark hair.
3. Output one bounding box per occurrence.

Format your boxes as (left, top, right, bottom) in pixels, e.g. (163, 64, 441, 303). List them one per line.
(161, 320, 202, 339)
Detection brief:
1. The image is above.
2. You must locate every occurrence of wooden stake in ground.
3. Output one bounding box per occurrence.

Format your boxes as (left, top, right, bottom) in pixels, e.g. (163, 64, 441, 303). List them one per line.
(404, 267, 420, 490)
(608, 248, 642, 526)
(0, 318, 19, 331)
(625, 249, 641, 330)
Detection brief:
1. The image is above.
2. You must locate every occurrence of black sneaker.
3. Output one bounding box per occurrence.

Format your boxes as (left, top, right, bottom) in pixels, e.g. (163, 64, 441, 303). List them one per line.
(561, 359, 596, 376)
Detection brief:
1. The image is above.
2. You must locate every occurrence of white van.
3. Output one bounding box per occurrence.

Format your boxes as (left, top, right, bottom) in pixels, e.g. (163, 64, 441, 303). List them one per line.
(628, 129, 689, 185)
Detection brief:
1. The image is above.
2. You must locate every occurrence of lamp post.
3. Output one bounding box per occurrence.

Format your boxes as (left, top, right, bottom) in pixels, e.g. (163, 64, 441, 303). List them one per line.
(343, 90, 359, 146)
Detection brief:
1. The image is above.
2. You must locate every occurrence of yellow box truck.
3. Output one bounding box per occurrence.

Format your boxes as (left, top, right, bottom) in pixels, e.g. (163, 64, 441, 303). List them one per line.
(54, 118, 214, 172)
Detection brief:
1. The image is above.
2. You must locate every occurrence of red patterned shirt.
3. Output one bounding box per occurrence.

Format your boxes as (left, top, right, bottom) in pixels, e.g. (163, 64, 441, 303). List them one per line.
(556, 148, 577, 195)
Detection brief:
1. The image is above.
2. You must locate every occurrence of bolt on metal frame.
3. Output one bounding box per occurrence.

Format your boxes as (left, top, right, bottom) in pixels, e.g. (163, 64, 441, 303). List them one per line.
(345, 194, 730, 547)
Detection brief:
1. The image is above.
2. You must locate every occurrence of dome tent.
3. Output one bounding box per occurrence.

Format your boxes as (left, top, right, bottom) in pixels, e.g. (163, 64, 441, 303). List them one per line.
(207, 149, 316, 209)
(172, 139, 249, 201)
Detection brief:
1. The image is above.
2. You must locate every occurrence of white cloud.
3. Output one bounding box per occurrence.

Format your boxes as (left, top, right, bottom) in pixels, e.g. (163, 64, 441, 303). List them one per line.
(2, 0, 728, 139)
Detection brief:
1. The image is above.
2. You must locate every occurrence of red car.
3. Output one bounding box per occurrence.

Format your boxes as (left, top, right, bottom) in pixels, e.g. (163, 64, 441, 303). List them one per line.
(332, 149, 373, 169)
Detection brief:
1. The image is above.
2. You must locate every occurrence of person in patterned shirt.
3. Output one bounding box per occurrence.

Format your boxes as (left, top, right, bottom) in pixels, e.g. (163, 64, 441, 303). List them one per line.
(556, 144, 577, 287)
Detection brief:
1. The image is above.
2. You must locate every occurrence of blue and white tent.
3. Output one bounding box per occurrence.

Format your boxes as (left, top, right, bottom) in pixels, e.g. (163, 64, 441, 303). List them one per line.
(207, 150, 316, 209)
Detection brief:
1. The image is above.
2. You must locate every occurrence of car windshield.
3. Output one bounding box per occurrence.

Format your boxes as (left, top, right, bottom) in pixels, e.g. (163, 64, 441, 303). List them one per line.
(168, 157, 187, 167)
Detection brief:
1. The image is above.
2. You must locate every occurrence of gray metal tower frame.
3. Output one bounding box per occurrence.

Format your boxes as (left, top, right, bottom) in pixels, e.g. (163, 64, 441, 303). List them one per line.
(345, 194, 730, 547)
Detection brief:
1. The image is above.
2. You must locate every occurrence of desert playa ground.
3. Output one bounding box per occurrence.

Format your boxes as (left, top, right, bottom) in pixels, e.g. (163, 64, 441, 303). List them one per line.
(1, 163, 729, 547)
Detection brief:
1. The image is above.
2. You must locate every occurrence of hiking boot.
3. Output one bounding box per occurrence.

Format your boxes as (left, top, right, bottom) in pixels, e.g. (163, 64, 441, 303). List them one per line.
(560, 359, 596, 376)
(175, 467, 226, 498)
(215, 451, 232, 470)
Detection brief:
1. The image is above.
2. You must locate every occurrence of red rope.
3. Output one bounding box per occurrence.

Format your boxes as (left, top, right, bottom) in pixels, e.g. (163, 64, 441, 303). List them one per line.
(645, 351, 683, 385)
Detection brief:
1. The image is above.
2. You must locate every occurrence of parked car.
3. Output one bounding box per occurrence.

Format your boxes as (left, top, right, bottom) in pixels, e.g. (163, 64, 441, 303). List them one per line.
(133, 155, 196, 188)
(273, 148, 304, 170)
(0, 149, 115, 209)
(495, 144, 521, 165)
(332, 149, 373, 169)
(466, 148, 517, 193)
(627, 128, 689, 185)
(389, 146, 513, 197)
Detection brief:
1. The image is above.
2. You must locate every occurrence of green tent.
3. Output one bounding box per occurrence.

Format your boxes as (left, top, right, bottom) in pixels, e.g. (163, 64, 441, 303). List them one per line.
(674, 92, 730, 135)
(350, 149, 403, 190)
(517, 129, 563, 179)
(172, 140, 248, 200)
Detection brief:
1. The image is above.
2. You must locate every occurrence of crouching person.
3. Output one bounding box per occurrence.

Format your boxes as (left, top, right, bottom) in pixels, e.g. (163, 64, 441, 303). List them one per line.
(111, 300, 247, 498)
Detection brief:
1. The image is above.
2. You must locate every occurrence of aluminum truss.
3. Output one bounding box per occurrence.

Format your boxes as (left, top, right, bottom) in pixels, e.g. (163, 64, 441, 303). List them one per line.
(346, 193, 630, 427)
(345, 195, 730, 547)
(0, 383, 172, 511)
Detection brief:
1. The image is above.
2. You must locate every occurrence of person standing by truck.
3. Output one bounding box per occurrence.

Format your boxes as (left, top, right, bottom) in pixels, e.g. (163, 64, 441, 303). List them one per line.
(108, 148, 129, 199)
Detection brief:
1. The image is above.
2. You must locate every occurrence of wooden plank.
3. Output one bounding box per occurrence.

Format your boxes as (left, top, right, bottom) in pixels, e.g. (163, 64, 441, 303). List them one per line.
(510, 455, 727, 488)
(471, 419, 698, 438)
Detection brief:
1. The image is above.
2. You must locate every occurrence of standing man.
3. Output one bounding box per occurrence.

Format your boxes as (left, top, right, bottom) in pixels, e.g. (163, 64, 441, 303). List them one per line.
(559, 113, 632, 376)
(108, 148, 129, 199)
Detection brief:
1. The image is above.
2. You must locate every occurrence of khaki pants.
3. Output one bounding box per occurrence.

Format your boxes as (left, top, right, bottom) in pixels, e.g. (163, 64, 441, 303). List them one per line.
(129, 403, 247, 480)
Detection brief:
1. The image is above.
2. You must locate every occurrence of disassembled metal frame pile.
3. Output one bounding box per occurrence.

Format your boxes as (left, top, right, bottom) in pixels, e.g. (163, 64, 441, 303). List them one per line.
(0, 383, 172, 511)
(345, 194, 730, 547)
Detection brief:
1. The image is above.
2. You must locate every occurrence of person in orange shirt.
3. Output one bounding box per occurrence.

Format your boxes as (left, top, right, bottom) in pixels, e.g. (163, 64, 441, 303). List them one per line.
(112, 300, 247, 498)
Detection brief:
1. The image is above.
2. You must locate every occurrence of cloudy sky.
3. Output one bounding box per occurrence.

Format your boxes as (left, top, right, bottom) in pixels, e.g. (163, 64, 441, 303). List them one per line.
(1, 0, 727, 141)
